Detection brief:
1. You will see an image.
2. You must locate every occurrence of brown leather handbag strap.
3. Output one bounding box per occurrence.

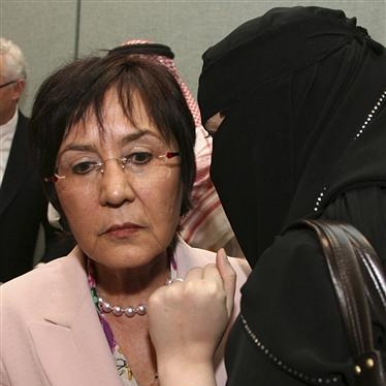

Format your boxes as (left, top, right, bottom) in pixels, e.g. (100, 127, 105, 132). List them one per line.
(302, 220, 372, 354)
(298, 219, 386, 386)
(338, 223, 386, 321)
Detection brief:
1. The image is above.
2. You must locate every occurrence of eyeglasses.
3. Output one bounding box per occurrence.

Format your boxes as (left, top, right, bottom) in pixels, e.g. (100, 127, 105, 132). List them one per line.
(0, 80, 18, 89)
(45, 150, 181, 186)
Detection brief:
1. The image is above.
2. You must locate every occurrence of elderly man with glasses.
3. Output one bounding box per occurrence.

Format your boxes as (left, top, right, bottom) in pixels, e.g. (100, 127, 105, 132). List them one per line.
(0, 37, 63, 282)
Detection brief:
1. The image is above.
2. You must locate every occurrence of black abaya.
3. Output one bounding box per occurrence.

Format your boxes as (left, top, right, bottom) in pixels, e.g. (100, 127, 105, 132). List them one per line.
(197, 6, 386, 385)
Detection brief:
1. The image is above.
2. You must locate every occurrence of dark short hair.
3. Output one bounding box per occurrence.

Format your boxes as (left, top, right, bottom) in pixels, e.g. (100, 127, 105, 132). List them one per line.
(30, 54, 196, 229)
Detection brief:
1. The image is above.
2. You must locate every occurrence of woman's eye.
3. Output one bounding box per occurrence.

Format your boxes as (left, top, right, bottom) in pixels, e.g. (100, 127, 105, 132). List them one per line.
(128, 152, 153, 165)
(71, 161, 98, 174)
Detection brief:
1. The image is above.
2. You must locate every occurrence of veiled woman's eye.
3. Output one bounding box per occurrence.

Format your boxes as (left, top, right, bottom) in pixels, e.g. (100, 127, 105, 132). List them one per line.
(204, 111, 226, 136)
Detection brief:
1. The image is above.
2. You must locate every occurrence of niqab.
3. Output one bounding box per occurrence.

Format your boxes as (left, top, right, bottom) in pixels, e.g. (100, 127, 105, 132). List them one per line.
(198, 6, 386, 267)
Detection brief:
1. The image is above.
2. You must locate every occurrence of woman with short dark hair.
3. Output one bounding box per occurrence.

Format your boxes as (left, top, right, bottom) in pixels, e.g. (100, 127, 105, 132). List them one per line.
(0, 53, 249, 386)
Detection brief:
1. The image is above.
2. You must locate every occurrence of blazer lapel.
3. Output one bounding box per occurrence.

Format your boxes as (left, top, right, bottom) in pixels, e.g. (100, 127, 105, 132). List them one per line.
(174, 235, 211, 276)
(29, 248, 122, 386)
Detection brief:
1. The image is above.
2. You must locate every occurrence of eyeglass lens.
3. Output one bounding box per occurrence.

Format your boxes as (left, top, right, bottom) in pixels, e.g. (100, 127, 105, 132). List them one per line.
(50, 151, 180, 189)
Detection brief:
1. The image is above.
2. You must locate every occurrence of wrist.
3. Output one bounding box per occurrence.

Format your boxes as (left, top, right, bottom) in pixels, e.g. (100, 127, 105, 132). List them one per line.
(157, 359, 217, 386)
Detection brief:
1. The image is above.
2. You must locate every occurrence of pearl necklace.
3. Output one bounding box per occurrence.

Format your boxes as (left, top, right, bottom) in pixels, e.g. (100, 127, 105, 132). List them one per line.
(96, 274, 181, 318)
(97, 296, 147, 317)
(92, 250, 178, 318)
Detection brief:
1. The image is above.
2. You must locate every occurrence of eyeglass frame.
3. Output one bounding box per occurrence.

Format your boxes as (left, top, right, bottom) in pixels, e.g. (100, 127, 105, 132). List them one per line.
(0, 79, 19, 89)
(44, 151, 181, 183)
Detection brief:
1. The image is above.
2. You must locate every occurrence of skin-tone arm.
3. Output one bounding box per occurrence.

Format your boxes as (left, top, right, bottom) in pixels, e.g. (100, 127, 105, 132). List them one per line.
(148, 249, 236, 386)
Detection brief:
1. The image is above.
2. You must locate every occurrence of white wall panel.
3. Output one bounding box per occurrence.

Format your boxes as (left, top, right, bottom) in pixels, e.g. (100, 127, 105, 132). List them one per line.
(1, 0, 79, 114)
(1, 0, 385, 114)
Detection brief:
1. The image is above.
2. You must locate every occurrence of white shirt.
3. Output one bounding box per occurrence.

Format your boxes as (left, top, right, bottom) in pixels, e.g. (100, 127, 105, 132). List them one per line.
(0, 109, 18, 187)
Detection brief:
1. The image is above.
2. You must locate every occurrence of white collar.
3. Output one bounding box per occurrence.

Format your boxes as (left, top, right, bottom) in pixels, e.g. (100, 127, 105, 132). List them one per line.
(0, 109, 18, 137)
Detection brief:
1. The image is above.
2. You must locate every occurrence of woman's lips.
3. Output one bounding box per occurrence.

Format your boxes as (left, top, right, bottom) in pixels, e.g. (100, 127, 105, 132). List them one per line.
(103, 223, 143, 238)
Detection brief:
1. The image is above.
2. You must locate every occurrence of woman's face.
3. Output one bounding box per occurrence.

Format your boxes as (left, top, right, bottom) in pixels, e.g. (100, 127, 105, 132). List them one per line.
(55, 90, 183, 270)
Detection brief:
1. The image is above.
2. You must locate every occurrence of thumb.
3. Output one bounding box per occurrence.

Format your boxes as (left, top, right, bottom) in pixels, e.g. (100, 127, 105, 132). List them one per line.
(216, 248, 236, 317)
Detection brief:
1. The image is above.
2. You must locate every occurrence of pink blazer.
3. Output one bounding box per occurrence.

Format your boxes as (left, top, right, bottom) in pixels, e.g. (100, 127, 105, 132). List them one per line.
(0, 237, 250, 386)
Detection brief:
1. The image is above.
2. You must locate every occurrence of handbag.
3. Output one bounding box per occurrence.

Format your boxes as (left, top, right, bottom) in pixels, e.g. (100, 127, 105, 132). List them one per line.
(296, 219, 386, 386)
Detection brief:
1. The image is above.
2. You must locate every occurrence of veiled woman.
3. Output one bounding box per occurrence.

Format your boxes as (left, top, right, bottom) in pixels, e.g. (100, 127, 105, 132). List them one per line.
(147, 6, 386, 386)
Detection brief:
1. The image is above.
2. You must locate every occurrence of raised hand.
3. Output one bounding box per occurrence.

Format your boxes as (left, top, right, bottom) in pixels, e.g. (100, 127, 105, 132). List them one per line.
(148, 249, 236, 386)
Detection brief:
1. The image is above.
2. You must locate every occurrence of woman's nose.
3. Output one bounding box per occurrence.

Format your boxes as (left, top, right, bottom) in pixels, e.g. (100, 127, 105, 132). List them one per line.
(98, 159, 135, 206)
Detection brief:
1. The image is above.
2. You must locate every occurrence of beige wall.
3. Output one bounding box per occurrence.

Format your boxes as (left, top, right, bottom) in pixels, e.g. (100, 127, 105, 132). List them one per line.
(2, 0, 386, 116)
